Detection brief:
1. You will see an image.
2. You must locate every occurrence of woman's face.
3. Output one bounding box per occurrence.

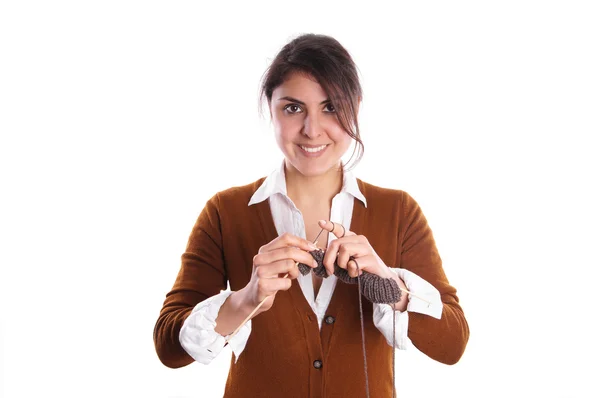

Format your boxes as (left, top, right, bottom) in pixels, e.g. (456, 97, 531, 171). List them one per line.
(270, 72, 353, 178)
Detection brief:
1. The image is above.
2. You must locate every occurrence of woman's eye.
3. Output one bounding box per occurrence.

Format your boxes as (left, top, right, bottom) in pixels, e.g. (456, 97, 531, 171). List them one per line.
(284, 104, 302, 114)
(324, 103, 336, 113)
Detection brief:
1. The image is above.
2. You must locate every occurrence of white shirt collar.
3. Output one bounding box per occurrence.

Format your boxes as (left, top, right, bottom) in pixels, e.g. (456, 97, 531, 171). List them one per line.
(248, 159, 367, 207)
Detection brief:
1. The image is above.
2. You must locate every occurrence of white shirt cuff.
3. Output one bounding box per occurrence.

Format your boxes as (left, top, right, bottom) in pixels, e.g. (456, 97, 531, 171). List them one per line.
(373, 267, 443, 349)
(373, 302, 409, 350)
(179, 290, 252, 365)
(393, 268, 443, 319)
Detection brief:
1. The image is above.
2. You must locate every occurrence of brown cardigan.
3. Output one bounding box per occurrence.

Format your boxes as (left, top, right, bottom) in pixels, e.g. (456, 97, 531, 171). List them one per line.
(154, 177, 469, 397)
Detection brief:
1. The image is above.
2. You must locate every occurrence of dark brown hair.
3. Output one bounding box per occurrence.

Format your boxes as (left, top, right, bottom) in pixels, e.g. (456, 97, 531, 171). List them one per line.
(259, 33, 364, 171)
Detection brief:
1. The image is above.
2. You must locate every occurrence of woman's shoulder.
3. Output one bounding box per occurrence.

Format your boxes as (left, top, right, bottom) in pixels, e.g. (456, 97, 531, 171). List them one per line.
(356, 178, 415, 205)
(205, 176, 268, 207)
(356, 179, 425, 221)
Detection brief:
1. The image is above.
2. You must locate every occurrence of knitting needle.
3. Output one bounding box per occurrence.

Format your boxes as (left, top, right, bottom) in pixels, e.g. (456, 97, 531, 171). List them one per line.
(224, 228, 326, 345)
(398, 287, 432, 306)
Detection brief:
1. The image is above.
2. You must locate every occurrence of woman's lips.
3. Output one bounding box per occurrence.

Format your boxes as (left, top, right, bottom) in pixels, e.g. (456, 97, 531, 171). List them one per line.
(298, 144, 328, 157)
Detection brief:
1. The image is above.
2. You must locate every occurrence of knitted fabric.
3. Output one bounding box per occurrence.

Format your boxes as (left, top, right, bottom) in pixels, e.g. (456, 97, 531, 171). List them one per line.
(298, 249, 401, 304)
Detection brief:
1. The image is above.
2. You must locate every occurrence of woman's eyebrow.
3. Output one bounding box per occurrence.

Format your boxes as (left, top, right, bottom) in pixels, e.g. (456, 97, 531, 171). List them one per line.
(277, 96, 331, 105)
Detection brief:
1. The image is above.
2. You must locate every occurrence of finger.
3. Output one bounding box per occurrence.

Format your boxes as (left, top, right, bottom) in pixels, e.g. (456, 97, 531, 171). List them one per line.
(317, 220, 357, 241)
(321, 234, 363, 275)
(259, 232, 318, 254)
(286, 260, 300, 280)
(322, 239, 340, 274)
(318, 220, 347, 239)
(348, 258, 360, 278)
(256, 258, 298, 279)
(257, 277, 293, 297)
(256, 246, 318, 269)
(337, 243, 367, 272)
(321, 239, 339, 276)
(270, 277, 293, 292)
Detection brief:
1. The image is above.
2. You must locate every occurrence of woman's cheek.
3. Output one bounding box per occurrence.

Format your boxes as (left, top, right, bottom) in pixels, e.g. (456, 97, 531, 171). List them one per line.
(281, 119, 301, 137)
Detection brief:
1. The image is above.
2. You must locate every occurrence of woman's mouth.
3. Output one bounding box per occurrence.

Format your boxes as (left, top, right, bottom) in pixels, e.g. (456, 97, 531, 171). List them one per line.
(298, 144, 328, 156)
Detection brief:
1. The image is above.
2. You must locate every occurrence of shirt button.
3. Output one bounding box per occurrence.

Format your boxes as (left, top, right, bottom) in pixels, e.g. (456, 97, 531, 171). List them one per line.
(325, 315, 335, 325)
(313, 360, 323, 369)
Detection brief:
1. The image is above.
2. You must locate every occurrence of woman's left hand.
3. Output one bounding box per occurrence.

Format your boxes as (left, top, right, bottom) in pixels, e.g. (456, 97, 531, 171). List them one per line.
(318, 220, 409, 311)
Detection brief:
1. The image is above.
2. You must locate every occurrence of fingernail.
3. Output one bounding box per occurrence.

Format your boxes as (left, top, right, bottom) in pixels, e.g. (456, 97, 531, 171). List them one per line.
(313, 260, 318, 268)
(309, 243, 318, 250)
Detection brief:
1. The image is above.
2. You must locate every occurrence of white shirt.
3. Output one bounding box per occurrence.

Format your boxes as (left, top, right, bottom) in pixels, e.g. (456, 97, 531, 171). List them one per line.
(179, 160, 443, 365)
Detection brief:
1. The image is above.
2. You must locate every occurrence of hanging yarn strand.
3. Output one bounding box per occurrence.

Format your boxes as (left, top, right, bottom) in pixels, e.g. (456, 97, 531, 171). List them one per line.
(354, 258, 398, 398)
(392, 302, 396, 398)
(356, 269, 370, 398)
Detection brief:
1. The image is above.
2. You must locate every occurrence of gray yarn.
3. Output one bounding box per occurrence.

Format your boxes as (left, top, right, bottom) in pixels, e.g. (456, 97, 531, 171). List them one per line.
(299, 249, 401, 304)
(357, 275, 370, 398)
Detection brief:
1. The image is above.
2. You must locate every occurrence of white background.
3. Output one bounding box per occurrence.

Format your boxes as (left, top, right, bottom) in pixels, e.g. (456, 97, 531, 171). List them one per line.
(1, 1, 599, 397)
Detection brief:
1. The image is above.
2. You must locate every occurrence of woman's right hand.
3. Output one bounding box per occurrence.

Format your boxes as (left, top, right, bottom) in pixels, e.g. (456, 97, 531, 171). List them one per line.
(240, 233, 319, 314)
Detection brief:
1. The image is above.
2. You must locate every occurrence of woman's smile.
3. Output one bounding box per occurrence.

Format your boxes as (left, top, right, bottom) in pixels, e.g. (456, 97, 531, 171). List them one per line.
(298, 144, 329, 157)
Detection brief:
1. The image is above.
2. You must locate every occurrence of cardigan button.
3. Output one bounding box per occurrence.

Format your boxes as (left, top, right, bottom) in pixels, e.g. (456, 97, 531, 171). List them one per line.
(313, 360, 323, 369)
(325, 315, 335, 325)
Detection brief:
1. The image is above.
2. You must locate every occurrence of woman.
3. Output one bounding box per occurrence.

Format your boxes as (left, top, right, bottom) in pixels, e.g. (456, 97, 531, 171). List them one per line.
(154, 33, 469, 398)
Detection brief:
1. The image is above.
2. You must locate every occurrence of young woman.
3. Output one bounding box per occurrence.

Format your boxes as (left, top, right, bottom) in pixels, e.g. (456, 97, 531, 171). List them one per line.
(154, 33, 469, 398)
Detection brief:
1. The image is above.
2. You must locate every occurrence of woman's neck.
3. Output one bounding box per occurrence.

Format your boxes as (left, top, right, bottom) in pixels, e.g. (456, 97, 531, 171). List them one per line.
(284, 160, 344, 207)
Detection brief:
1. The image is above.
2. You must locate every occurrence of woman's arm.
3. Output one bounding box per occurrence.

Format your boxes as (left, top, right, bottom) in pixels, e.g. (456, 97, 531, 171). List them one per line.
(153, 194, 230, 368)
(154, 194, 316, 368)
(399, 191, 470, 365)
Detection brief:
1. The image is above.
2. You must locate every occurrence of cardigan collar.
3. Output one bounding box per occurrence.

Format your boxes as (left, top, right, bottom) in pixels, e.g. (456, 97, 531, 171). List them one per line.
(247, 159, 367, 208)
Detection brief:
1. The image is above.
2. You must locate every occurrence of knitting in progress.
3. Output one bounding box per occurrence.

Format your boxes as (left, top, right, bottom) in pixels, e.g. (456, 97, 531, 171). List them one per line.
(298, 249, 402, 304)
(225, 225, 421, 398)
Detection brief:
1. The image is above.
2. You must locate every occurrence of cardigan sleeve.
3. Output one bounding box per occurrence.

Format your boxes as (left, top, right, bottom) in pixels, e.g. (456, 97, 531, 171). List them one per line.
(153, 193, 228, 368)
(399, 191, 470, 365)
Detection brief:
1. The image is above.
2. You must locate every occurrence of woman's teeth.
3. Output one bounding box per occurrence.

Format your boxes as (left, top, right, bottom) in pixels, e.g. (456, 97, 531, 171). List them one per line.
(300, 145, 327, 153)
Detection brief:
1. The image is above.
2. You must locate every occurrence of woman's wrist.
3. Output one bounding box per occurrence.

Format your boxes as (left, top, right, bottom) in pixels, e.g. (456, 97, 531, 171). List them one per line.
(232, 287, 256, 316)
(215, 288, 258, 336)
(388, 270, 409, 312)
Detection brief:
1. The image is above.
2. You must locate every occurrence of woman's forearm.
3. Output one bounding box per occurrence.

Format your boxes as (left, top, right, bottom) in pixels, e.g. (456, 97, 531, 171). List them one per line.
(214, 287, 259, 336)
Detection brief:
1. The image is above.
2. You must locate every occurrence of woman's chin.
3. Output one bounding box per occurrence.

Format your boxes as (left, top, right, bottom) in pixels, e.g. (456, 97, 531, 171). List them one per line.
(288, 159, 339, 178)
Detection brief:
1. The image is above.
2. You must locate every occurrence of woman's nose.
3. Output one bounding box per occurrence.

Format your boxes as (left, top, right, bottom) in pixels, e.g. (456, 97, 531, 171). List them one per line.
(302, 113, 323, 138)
